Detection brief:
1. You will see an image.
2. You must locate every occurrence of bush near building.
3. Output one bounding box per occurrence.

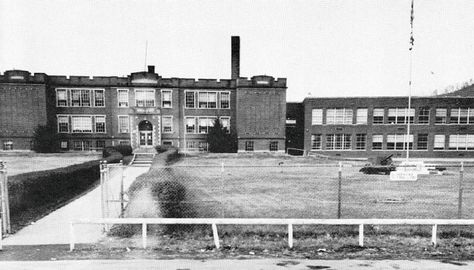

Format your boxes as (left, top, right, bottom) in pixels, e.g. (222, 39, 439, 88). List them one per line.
(206, 118, 237, 153)
(32, 125, 61, 153)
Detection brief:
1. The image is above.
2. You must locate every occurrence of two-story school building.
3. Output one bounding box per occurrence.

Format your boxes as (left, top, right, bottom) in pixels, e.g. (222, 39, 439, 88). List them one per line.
(0, 36, 287, 153)
(301, 93, 474, 158)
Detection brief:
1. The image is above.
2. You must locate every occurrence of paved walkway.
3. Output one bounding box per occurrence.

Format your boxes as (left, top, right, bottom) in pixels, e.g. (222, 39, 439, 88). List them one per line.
(2, 166, 149, 245)
(0, 259, 472, 269)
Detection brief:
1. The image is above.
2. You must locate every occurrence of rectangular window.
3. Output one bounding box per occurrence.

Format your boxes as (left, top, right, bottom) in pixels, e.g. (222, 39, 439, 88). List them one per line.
(325, 134, 351, 150)
(356, 109, 368, 124)
(57, 115, 69, 133)
(197, 117, 216, 134)
(269, 141, 278, 151)
(388, 108, 414, 124)
(418, 108, 430, 124)
(460, 109, 469, 124)
(162, 90, 172, 108)
(80, 90, 91, 107)
(96, 140, 106, 149)
(198, 141, 209, 151)
(198, 92, 208, 108)
(372, 134, 383, 150)
(185, 91, 195, 108)
(186, 117, 196, 133)
(448, 108, 472, 124)
(119, 140, 130, 145)
(434, 135, 445, 150)
(448, 134, 474, 150)
(72, 141, 91, 151)
(355, 134, 366, 150)
(60, 141, 68, 149)
(208, 92, 217, 108)
(186, 141, 197, 150)
(118, 116, 129, 133)
(220, 117, 230, 133)
(435, 108, 447, 124)
(311, 109, 323, 125)
(94, 90, 105, 107)
(117, 89, 129, 107)
(373, 108, 384, 124)
(162, 141, 173, 146)
(135, 89, 155, 107)
(220, 92, 230, 109)
(71, 89, 81, 107)
(311, 134, 322, 150)
(162, 116, 173, 133)
(94, 116, 106, 133)
(326, 109, 353, 125)
(72, 116, 93, 133)
(245, 141, 254, 151)
(387, 134, 413, 150)
(417, 134, 428, 150)
(56, 89, 68, 107)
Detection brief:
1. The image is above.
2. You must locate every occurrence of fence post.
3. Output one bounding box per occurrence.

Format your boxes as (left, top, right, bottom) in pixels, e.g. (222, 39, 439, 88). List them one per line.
(359, 224, 364, 247)
(69, 222, 75, 251)
(458, 162, 464, 219)
(142, 223, 147, 249)
(120, 162, 125, 217)
(212, 223, 220, 249)
(431, 224, 437, 246)
(0, 161, 11, 234)
(337, 162, 342, 219)
(288, 223, 294, 248)
(221, 162, 225, 218)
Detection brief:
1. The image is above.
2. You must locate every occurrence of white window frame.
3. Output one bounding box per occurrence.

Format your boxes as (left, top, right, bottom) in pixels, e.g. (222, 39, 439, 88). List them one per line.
(325, 134, 352, 150)
(161, 89, 173, 108)
(387, 108, 415, 124)
(434, 134, 445, 150)
(435, 108, 447, 124)
(117, 89, 129, 108)
(186, 116, 197, 134)
(417, 134, 429, 150)
(386, 134, 413, 150)
(373, 108, 384, 124)
(220, 116, 231, 133)
(449, 108, 473, 124)
(418, 108, 430, 125)
(311, 109, 323, 125)
(135, 88, 155, 107)
(56, 88, 68, 107)
(372, 134, 383, 150)
(356, 108, 368, 124)
(326, 108, 353, 125)
(185, 90, 196, 108)
(94, 115, 106, 133)
(93, 89, 105, 107)
(71, 115, 93, 133)
(448, 134, 474, 150)
(355, 133, 367, 150)
(198, 116, 217, 134)
(162, 115, 173, 133)
(57, 115, 69, 133)
(118, 115, 130, 133)
(220, 91, 231, 109)
(311, 134, 322, 150)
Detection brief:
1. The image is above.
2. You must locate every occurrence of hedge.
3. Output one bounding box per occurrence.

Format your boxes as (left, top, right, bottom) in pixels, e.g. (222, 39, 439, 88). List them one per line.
(8, 153, 122, 216)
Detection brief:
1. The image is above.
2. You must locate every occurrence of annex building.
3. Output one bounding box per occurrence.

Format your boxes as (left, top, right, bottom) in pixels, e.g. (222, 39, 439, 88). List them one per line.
(0, 37, 287, 152)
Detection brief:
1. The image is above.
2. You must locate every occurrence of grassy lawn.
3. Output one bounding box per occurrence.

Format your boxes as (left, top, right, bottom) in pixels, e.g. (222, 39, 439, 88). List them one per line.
(170, 153, 474, 220)
(0, 152, 101, 175)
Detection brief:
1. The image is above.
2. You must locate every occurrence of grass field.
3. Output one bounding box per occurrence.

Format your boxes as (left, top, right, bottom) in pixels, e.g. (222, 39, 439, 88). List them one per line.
(169, 153, 474, 220)
(0, 152, 101, 175)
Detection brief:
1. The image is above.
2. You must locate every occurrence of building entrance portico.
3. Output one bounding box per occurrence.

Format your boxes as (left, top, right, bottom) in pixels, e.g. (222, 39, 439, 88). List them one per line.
(138, 120, 153, 147)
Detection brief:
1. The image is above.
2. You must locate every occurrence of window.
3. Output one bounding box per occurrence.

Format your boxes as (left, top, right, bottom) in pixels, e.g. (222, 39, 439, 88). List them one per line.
(418, 108, 430, 124)
(57, 115, 69, 133)
(96, 140, 106, 149)
(135, 89, 155, 107)
(326, 134, 352, 150)
(95, 116, 106, 133)
(220, 92, 230, 109)
(373, 108, 384, 124)
(435, 108, 447, 124)
(417, 134, 428, 150)
(186, 117, 196, 133)
(356, 109, 368, 124)
(448, 134, 474, 150)
(387, 134, 413, 150)
(450, 108, 473, 124)
(161, 90, 172, 108)
(185, 91, 195, 108)
(56, 89, 68, 106)
(3, 141, 13, 150)
(162, 116, 173, 133)
(198, 117, 216, 134)
(71, 89, 81, 107)
(372, 135, 383, 150)
(186, 141, 198, 150)
(118, 116, 129, 133)
(72, 116, 93, 133)
(387, 108, 414, 124)
(72, 141, 91, 151)
(355, 134, 366, 150)
(208, 92, 217, 108)
(311, 109, 323, 125)
(434, 135, 445, 150)
(60, 141, 68, 150)
(119, 140, 130, 145)
(311, 134, 322, 150)
(162, 141, 173, 146)
(117, 89, 129, 107)
(94, 90, 105, 107)
(326, 109, 353, 125)
(269, 141, 279, 151)
(198, 142, 209, 151)
(80, 90, 91, 106)
(197, 92, 218, 109)
(220, 117, 230, 133)
(245, 141, 254, 151)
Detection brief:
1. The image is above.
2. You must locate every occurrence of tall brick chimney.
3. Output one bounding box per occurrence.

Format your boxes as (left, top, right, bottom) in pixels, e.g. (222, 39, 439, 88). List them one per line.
(231, 36, 240, 79)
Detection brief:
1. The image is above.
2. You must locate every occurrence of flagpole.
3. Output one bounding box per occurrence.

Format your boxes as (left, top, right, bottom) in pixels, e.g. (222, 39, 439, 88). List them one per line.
(406, 0, 415, 161)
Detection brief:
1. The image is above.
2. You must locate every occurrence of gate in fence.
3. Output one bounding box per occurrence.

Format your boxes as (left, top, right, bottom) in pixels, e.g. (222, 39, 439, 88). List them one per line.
(100, 160, 128, 219)
(0, 161, 11, 235)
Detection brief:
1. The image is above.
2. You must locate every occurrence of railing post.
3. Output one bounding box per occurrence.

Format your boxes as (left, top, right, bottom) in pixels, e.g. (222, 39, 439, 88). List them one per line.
(458, 162, 464, 219)
(359, 224, 364, 247)
(212, 223, 220, 249)
(120, 164, 125, 217)
(337, 162, 342, 219)
(142, 223, 147, 249)
(431, 224, 437, 246)
(100, 161, 106, 230)
(221, 162, 225, 218)
(69, 222, 75, 251)
(288, 223, 294, 249)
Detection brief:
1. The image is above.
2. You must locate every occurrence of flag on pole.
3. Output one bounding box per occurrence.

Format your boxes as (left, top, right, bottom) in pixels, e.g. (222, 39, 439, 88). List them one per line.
(409, 0, 415, 50)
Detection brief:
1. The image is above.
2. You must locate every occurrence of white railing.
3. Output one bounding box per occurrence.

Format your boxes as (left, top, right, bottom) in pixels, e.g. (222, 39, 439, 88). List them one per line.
(69, 218, 474, 251)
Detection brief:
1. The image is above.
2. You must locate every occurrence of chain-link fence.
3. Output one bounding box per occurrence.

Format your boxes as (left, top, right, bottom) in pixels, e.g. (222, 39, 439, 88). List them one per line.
(102, 162, 474, 221)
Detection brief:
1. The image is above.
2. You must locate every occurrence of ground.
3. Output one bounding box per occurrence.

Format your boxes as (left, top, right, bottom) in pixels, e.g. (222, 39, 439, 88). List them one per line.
(0, 151, 101, 175)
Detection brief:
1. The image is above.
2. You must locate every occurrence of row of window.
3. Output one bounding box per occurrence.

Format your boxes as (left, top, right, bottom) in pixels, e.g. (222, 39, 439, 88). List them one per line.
(244, 141, 279, 151)
(56, 88, 231, 109)
(60, 140, 130, 151)
(311, 134, 474, 151)
(57, 115, 106, 133)
(185, 117, 230, 134)
(311, 108, 474, 125)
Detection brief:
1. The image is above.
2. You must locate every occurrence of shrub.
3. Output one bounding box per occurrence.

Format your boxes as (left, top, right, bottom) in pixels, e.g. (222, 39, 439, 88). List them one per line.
(155, 145, 174, 154)
(32, 125, 60, 153)
(206, 118, 237, 153)
(103, 145, 133, 158)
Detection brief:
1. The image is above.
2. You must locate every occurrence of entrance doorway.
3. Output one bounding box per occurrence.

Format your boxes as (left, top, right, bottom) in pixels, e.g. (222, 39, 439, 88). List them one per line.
(138, 120, 153, 147)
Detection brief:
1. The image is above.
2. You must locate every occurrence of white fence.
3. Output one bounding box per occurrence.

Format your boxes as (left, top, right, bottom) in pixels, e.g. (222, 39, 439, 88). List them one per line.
(68, 218, 474, 251)
(0, 161, 10, 236)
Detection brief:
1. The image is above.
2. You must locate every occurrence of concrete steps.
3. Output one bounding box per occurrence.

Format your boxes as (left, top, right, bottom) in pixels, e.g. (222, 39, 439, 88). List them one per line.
(131, 153, 155, 166)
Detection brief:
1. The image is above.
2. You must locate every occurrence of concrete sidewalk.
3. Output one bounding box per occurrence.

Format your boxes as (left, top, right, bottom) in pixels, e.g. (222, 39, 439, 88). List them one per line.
(0, 259, 472, 270)
(2, 166, 149, 246)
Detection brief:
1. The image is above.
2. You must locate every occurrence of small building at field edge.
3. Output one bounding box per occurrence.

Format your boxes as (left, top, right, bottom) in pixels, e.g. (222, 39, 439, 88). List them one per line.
(0, 36, 287, 153)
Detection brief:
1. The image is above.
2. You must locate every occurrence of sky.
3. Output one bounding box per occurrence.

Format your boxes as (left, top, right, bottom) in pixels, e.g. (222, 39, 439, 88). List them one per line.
(1, 0, 474, 102)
